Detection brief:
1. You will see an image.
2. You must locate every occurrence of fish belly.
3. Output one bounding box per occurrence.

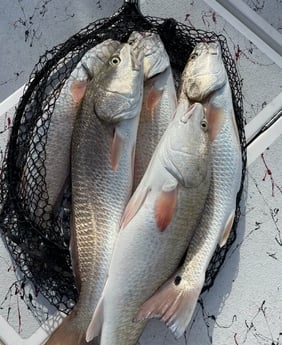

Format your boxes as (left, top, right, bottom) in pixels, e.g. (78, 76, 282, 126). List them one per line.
(100, 182, 208, 345)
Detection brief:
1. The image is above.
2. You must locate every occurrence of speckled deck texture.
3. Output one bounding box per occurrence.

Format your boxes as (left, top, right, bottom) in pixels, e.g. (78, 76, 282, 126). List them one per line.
(0, 1, 281, 344)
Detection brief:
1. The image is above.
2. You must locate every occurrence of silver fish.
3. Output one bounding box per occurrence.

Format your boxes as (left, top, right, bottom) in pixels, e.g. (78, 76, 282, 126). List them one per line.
(86, 101, 211, 345)
(128, 31, 177, 190)
(45, 39, 144, 345)
(23, 39, 120, 223)
(136, 42, 242, 339)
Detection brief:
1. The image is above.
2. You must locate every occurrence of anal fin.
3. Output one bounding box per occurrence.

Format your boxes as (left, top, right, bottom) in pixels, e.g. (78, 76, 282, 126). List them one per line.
(134, 274, 204, 339)
(86, 297, 104, 343)
(120, 187, 149, 230)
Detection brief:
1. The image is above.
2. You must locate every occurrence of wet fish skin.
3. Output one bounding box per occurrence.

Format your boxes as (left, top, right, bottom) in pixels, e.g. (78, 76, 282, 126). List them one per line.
(179, 41, 227, 102)
(127, 31, 177, 190)
(128, 31, 170, 80)
(23, 39, 120, 224)
(137, 41, 242, 339)
(45, 40, 144, 345)
(86, 101, 211, 345)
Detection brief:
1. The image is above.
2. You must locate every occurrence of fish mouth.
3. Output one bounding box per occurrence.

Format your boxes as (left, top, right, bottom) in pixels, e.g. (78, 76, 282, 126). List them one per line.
(129, 31, 160, 56)
(195, 41, 221, 56)
(143, 33, 164, 56)
(129, 31, 169, 79)
(186, 42, 226, 94)
(144, 35, 170, 79)
(208, 41, 221, 55)
(130, 39, 145, 71)
(127, 32, 146, 70)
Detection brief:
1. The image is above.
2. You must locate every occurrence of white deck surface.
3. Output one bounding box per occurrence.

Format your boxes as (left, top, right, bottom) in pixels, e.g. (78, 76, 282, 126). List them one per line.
(0, 0, 281, 344)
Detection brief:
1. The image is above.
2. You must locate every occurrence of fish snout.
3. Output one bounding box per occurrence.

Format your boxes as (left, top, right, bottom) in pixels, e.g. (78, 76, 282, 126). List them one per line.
(191, 41, 220, 59)
(208, 41, 221, 55)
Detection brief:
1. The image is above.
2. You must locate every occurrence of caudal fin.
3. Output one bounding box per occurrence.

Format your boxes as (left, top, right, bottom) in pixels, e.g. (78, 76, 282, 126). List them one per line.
(134, 274, 204, 339)
(45, 311, 98, 345)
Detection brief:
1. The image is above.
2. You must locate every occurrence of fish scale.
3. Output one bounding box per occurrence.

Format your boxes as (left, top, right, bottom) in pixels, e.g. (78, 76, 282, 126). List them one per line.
(86, 102, 211, 345)
(100, 179, 209, 345)
(134, 70, 176, 189)
(137, 42, 242, 340)
(72, 115, 133, 312)
(23, 40, 120, 225)
(45, 39, 144, 345)
(129, 42, 242, 341)
(180, 105, 242, 283)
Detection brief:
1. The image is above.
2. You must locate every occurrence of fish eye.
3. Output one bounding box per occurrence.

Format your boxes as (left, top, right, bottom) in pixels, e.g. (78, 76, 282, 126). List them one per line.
(200, 119, 208, 131)
(110, 56, 121, 66)
(190, 52, 198, 60)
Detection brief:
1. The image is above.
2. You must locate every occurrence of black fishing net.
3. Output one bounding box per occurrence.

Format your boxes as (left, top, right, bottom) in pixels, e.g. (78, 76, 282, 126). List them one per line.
(0, 1, 246, 316)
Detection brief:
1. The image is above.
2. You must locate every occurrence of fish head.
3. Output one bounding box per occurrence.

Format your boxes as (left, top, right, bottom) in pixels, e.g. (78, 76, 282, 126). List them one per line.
(181, 41, 227, 102)
(90, 39, 121, 76)
(94, 39, 144, 123)
(162, 101, 210, 188)
(128, 31, 170, 79)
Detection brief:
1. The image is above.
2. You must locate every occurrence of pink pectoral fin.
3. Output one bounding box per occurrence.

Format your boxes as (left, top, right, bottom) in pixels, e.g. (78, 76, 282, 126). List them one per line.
(206, 104, 225, 141)
(146, 84, 164, 112)
(154, 187, 177, 232)
(111, 128, 124, 171)
(70, 80, 88, 104)
(120, 187, 149, 230)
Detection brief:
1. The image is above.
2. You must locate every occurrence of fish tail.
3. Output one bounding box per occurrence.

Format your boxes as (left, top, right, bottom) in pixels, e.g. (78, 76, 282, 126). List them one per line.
(134, 274, 205, 339)
(45, 310, 98, 345)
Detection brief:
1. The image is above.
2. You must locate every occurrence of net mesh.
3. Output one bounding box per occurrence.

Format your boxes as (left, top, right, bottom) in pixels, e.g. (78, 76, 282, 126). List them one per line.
(0, 3, 246, 315)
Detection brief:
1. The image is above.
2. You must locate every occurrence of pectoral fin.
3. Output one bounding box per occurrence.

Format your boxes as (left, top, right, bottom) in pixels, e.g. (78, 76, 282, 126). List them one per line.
(120, 187, 149, 230)
(146, 85, 164, 112)
(219, 210, 235, 247)
(154, 183, 177, 232)
(134, 274, 204, 339)
(131, 143, 136, 181)
(85, 297, 104, 342)
(206, 104, 225, 141)
(111, 127, 124, 171)
(70, 80, 88, 104)
(145, 69, 169, 112)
